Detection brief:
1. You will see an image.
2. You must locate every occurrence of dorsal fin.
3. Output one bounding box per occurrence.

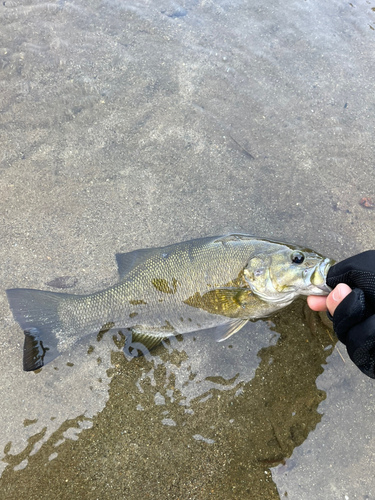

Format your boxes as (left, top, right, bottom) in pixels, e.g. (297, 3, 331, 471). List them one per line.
(115, 248, 159, 280)
(212, 234, 254, 245)
(115, 234, 255, 280)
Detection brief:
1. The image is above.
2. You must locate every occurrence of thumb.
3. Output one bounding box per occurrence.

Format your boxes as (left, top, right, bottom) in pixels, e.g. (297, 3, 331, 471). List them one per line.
(326, 283, 352, 316)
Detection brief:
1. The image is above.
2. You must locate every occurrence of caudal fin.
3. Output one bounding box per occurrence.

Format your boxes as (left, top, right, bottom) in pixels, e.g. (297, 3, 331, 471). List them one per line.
(6, 288, 69, 371)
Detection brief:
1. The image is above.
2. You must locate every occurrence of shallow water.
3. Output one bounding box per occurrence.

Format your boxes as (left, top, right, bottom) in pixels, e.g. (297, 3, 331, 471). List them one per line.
(1, 0, 375, 498)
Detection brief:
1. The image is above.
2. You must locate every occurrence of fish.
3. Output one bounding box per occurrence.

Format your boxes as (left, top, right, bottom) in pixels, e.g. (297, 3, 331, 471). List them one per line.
(6, 234, 334, 371)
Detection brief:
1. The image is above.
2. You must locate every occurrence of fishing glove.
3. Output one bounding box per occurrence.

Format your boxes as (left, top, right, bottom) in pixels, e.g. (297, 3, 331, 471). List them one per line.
(327, 251, 375, 379)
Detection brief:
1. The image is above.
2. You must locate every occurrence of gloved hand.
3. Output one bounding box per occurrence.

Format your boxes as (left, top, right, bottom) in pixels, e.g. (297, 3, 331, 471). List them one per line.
(326, 251, 375, 378)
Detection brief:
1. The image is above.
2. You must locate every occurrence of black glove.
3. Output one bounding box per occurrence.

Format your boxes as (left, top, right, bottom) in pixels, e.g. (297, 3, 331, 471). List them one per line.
(327, 250, 375, 378)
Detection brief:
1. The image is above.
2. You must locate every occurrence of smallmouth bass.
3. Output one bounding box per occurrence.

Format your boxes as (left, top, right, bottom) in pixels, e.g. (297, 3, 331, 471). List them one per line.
(6, 234, 333, 371)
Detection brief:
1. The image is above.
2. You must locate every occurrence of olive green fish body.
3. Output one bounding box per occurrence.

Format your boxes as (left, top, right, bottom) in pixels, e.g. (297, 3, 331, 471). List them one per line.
(6, 234, 333, 371)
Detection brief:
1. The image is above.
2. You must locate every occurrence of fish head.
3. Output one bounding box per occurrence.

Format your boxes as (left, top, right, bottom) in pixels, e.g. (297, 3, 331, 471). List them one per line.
(244, 243, 334, 305)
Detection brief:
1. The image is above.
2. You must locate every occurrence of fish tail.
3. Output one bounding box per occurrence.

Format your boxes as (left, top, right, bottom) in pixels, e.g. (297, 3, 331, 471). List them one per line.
(6, 288, 74, 371)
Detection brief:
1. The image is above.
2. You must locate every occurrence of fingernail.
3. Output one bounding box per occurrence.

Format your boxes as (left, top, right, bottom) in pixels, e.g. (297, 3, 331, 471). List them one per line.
(332, 288, 341, 302)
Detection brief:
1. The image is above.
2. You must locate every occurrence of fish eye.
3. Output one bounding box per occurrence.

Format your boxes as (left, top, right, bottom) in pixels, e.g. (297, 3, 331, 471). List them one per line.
(291, 251, 305, 264)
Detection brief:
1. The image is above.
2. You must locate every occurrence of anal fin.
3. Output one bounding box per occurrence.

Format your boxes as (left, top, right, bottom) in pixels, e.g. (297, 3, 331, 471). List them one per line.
(129, 331, 164, 351)
(123, 328, 166, 357)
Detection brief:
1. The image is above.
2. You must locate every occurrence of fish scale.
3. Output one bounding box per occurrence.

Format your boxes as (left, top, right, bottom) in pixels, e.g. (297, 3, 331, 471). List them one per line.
(6, 234, 333, 371)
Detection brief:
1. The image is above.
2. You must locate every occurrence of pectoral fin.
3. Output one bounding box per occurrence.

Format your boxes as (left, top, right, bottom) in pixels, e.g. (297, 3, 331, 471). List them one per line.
(214, 318, 248, 342)
(184, 288, 254, 316)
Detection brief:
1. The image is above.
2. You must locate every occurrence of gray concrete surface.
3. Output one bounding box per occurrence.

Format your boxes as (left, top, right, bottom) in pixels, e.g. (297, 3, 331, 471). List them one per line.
(0, 0, 375, 498)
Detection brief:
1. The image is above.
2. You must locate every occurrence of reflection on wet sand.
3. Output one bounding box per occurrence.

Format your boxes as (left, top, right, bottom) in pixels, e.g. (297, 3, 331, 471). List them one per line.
(0, 300, 335, 499)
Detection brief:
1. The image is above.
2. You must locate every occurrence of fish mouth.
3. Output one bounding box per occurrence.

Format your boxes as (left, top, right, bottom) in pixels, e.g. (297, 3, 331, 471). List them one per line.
(310, 258, 334, 293)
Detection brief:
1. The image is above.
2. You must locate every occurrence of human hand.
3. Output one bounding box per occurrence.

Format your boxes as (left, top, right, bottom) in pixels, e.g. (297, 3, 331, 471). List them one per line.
(307, 283, 352, 316)
(307, 251, 375, 379)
